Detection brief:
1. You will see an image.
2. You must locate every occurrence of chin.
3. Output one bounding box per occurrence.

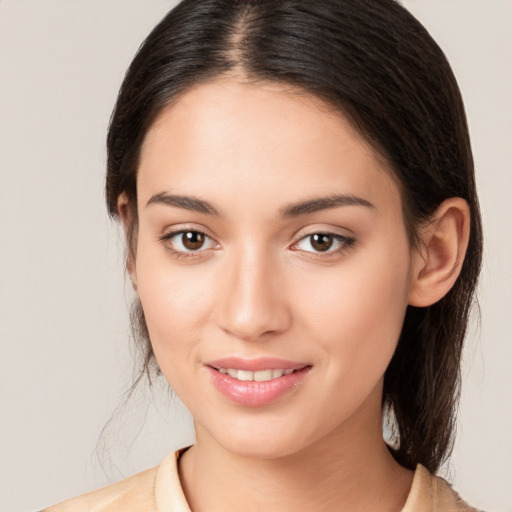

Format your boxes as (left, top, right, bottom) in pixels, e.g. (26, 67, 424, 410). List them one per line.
(220, 435, 304, 460)
(201, 413, 324, 460)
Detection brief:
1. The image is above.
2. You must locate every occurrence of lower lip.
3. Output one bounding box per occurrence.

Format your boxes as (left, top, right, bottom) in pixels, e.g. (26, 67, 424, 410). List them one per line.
(206, 366, 311, 407)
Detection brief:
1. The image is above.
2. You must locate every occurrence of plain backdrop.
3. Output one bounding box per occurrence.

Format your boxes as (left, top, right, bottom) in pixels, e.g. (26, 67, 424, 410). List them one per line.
(0, 1, 511, 511)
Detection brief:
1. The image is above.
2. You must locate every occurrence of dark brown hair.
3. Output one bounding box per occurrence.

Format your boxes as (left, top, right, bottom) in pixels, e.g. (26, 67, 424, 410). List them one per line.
(106, 0, 483, 473)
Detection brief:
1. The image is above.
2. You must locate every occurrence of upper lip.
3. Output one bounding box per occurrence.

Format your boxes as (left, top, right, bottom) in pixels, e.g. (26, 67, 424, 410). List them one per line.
(205, 357, 310, 372)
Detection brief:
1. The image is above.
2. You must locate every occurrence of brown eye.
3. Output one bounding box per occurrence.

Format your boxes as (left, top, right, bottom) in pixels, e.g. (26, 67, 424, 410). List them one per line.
(161, 229, 218, 256)
(293, 232, 355, 256)
(181, 231, 205, 250)
(310, 233, 334, 252)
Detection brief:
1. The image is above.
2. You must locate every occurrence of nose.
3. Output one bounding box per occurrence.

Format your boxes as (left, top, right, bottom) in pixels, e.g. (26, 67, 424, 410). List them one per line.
(214, 245, 291, 342)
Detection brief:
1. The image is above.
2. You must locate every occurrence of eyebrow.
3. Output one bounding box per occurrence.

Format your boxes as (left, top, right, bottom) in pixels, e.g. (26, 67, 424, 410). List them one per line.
(146, 192, 220, 215)
(280, 194, 375, 217)
(146, 192, 375, 217)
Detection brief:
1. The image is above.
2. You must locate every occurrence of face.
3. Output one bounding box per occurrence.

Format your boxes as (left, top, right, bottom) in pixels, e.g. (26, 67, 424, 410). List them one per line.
(132, 78, 417, 459)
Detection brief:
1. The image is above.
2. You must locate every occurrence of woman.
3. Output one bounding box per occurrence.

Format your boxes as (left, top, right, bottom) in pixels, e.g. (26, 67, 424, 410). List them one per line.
(44, 0, 483, 510)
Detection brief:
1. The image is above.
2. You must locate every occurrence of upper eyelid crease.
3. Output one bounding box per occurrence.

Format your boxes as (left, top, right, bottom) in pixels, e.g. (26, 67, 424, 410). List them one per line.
(293, 233, 355, 250)
(145, 192, 375, 217)
(160, 229, 217, 245)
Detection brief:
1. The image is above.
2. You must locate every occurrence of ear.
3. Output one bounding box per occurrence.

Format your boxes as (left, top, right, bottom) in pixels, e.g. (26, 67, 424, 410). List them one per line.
(408, 197, 470, 307)
(117, 193, 138, 290)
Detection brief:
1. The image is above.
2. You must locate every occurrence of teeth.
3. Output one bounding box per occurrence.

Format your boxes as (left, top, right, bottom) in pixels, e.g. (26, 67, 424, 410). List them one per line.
(237, 370, 253, 381)
(254, 369, 273, 382)
(218, 368, 296, 382)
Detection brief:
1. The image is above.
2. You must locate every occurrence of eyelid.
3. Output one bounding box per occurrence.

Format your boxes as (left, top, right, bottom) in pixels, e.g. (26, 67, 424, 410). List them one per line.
(159, 226, 220, 257)
(158, 224, 355, 259)
(293, 234, 354, 251)
(290, 228, 356, 256)
(293, 223, 355, 238)
(160, 222, 217, 242)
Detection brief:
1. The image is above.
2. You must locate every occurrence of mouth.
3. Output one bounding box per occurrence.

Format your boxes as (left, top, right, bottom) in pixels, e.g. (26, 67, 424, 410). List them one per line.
(205, 358, 312, 407)
(216, 368, 296, 382)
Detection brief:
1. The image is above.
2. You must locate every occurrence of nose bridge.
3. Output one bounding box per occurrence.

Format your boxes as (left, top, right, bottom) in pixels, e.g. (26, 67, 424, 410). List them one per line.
(215, 239, 289, 341)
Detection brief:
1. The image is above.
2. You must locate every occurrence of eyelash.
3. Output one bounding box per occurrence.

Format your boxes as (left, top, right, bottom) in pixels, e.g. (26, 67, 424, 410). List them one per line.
(159, 229, 356, 260)
(159, 229, 218, 260)
(291, 232, 356, 257)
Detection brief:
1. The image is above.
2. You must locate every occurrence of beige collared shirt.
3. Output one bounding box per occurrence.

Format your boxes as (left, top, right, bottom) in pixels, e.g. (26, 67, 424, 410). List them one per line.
(44, 448, 479, 511)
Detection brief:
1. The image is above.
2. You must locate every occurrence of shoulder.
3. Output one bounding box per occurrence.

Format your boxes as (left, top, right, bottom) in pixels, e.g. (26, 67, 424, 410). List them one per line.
(403, 464, 482, 512)
(41, 449, 191, 512)
(431, 473, 481, 512)
(42, 465, 159, 512)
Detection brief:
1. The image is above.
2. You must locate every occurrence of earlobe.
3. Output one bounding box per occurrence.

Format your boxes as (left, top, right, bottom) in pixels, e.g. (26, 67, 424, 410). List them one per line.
(117, 193, 138, 290)
(408, 197, 470, 307)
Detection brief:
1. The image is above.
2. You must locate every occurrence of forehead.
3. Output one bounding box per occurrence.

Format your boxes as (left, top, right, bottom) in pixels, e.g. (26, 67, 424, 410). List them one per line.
(137, 78, 401, 217)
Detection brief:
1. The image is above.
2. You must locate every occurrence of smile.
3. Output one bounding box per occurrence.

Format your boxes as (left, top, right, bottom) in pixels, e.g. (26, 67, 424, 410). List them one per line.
(218, 368, 295, 381)
(205, 358, 312, 407)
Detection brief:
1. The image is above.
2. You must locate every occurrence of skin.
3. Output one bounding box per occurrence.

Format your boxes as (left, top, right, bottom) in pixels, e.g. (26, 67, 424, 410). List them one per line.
(120, 77, 470, 511)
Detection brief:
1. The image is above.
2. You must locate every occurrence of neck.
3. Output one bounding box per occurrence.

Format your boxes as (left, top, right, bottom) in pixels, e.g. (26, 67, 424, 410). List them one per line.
(179, 393, 413, 512)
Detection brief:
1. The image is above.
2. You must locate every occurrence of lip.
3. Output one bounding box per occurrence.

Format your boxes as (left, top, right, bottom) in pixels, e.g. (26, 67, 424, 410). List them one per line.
(205, 358, 312, 407)
(206, 357, 308, 372)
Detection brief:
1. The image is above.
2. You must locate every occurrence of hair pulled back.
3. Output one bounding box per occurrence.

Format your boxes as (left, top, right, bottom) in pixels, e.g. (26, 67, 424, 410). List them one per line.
(106, 0, 483, 473)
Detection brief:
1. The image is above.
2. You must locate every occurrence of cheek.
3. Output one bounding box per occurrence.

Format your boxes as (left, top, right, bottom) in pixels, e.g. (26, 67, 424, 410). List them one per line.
(134, 247, 213, 373)
(297, 245, 412, 383)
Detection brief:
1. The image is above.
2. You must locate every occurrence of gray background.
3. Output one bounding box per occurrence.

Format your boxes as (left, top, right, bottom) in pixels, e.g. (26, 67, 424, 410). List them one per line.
(0, 1, 510, 511)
